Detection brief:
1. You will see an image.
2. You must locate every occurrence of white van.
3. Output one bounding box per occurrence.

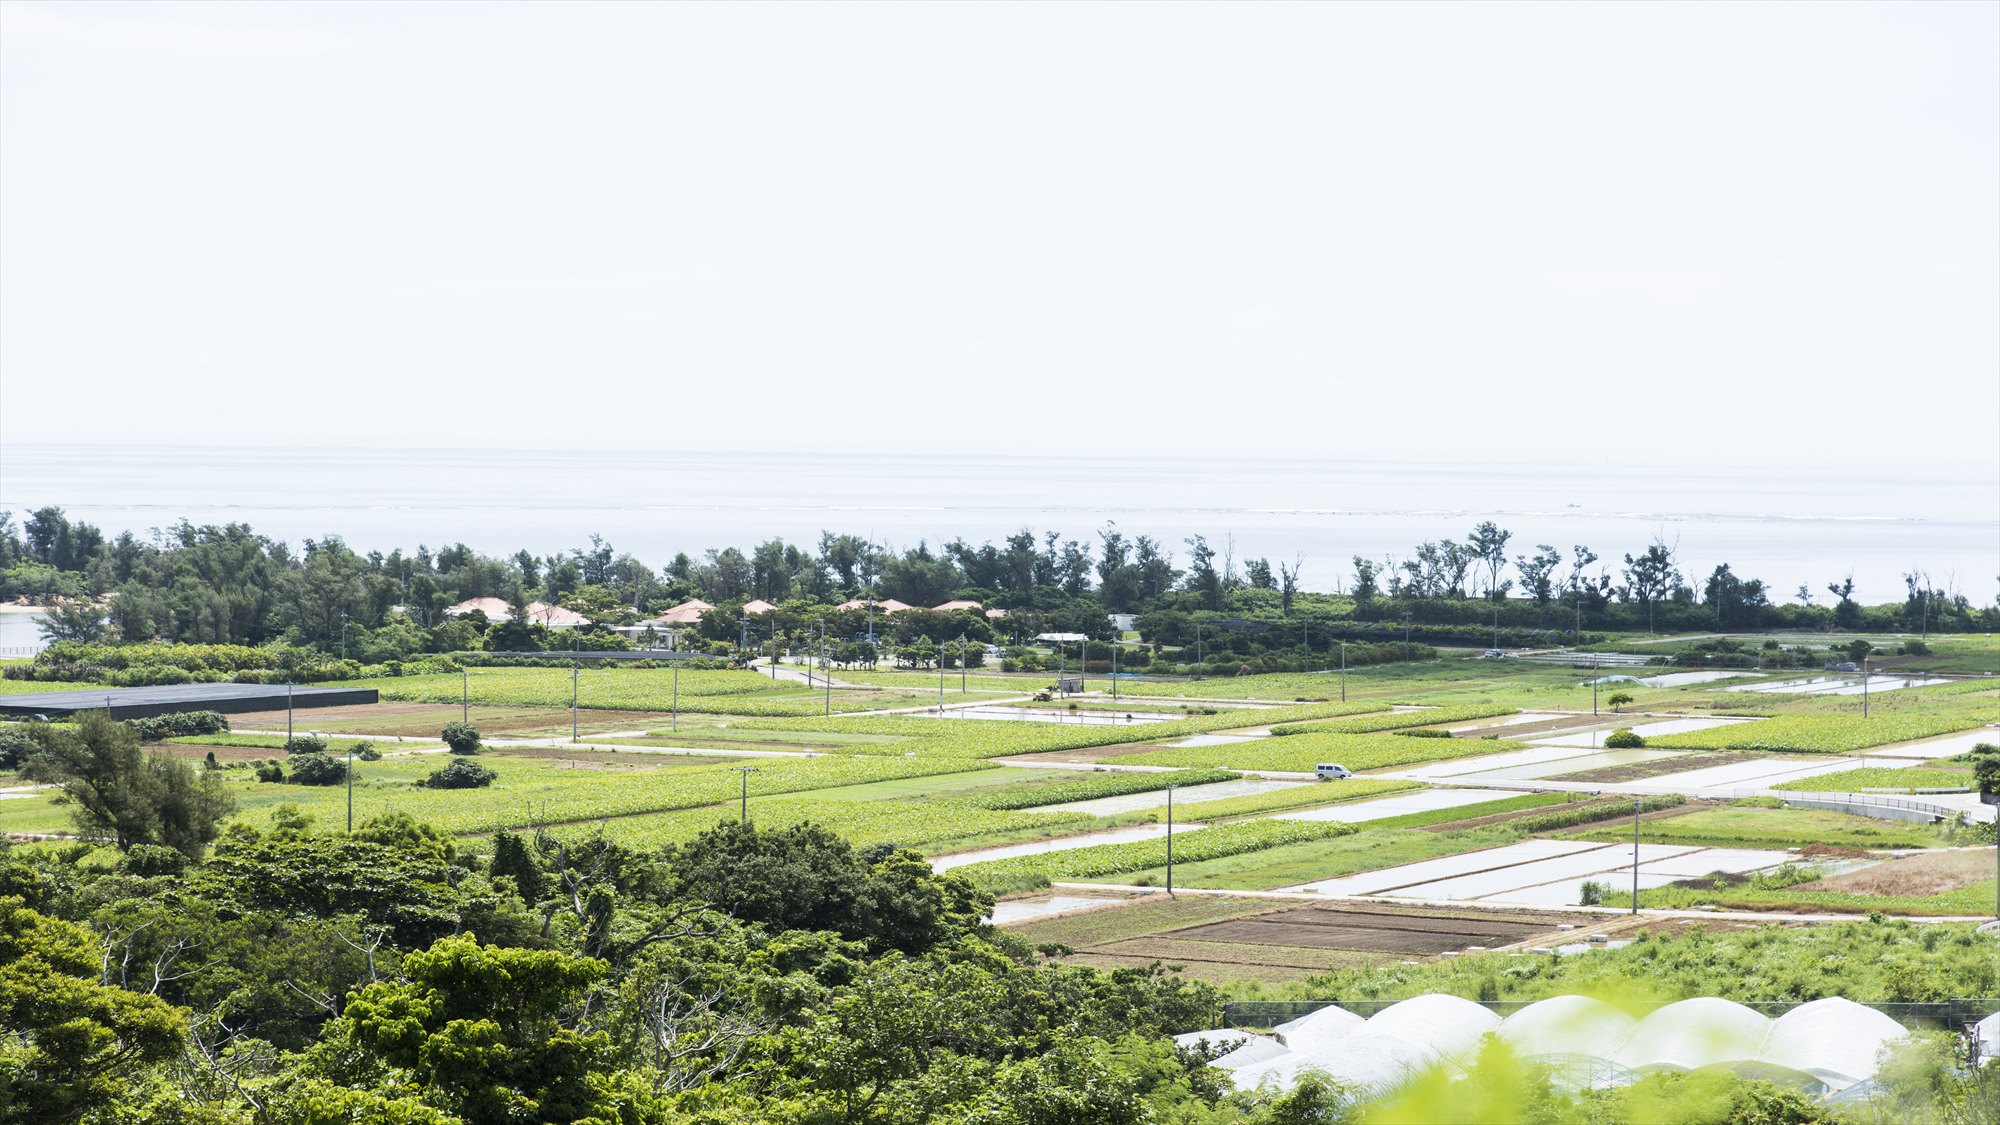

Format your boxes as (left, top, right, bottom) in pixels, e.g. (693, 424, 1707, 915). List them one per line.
(1315, 763, 1353, 780)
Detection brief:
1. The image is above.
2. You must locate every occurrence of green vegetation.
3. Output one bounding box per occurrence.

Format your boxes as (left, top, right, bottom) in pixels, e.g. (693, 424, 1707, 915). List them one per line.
(1769, 766, 1971, 792)
(1111, 731, 1524, 773)
(1567, 805, 1946, 850)
(1269, 703, 1517, 735)
(1096, 826, 1530, 891)
(1646, 713, 1990, 753)
(953, 819, 1360, 891)
(1168, 778, 1421, 820)
(1311, 917, 2000, 1001)
(955, 768, 1240, 809)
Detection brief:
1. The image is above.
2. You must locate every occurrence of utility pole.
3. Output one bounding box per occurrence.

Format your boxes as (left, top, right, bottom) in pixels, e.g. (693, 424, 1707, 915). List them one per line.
(821, 619, 831, 716)
(286, 681, 294, 746)
(341, 612, 350, 660)
(1111, 637, 1118, 701)
(1862, 657, 1870, 718)
(959, 633, 967, 694)
(1195, 623, 1203, 680)
(1592, 657, 1600, 718)
(671, 660, 679, 732)
(1165, 783, 1176, 896)
(570, 662, 579, 742)
(734, 765, 756, 824)
(1339, 640, 1347, 702)
(937, 644, 945, 714)
(461, 667, 469, 724)
(1076, 638, 1085, 694)
(1631, 798, 1641, 916)
(346, 739, 355, 832)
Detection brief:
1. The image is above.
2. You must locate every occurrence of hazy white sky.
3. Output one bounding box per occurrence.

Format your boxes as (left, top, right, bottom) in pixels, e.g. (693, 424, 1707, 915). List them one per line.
(2, 1, 1995, 465)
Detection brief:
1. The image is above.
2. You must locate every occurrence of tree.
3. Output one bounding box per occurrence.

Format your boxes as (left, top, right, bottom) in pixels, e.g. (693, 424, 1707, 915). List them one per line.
(1278, 555, 1304, 617)
(1182, 535, 1221, 610)
(1827, 574, 1861, 629)
(1468, 521, 1512, 599)
(1620, 538, 1681, 634)
(1515, 545, 1561, 605)
(1606, 692, 1634, 713)
(36, 598, 109, 644)
(1351, 556, 1381, 605)
(331, 935, 646, 1124)
(21, 713, 235, 857)
(0, 897, 186, 1121)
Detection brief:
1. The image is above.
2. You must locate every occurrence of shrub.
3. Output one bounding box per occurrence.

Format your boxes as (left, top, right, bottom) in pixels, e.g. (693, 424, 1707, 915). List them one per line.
(287, 752, 348, 786)
(1579, 880, 1610, 906)
(440, 722, 481, 755)
(1605, 692, 1634, 712)
(126, 710, 230, 740)
(350, 740, 382, 761)
(1974, 758, 2000, 794)
(424, 758, 496, 789)
(284, 734, 328, 755)
(1395, 728, 1453, 739)
(1603, 729, 1645, 749)
(254, 760, 286, 783)
(121, 844, 190, 877)
(1507, 795, 1684, 833)
(0, 726, 37, 770)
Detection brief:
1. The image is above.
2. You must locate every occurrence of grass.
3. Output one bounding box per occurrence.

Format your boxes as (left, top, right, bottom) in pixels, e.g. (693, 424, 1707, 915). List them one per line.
(163, 732, 295, 749)
(1603, 881, 1997, 916)
(1768, 766, 1971, 793)
(1004, 895, 1276, 945)
(1270, 704, 1518, 735)
(1109, 732, 1524, 773)
(1566, 805, 1944, 851)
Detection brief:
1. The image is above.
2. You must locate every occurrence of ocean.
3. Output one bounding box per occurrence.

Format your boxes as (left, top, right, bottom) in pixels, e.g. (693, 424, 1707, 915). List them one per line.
(1, 444, 1993, 606)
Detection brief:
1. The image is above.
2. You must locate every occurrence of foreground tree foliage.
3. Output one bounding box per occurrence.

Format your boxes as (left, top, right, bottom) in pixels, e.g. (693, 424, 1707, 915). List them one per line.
(0, 814, 1992, 1123)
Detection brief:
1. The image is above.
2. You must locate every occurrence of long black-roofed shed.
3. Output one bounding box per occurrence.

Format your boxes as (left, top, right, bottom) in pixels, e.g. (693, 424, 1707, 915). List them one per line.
(0, 683, 378, 720)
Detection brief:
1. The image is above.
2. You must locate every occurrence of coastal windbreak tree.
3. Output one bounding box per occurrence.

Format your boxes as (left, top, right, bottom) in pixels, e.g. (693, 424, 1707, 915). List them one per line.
(20, 712, 235, 856)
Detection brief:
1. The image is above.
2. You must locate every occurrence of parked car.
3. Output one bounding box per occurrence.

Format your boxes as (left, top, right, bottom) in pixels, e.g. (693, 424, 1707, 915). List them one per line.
(1315, 763, 1353, 780)
(1480, 649, 1506, 659)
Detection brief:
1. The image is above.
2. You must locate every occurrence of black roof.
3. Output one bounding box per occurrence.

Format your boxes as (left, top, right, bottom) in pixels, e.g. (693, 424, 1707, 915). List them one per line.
(0, 682, 379, 720)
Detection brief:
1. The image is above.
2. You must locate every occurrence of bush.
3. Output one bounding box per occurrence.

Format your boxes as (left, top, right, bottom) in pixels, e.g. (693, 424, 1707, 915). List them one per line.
(440, 722, 481, 755)
(1578, 880, 1609, 906)
(126, 710, 230, 740)
(254, 760, 286, 783)
(424, 758, 496, 789)
(283, 734, 328, 755)
(1395, 728, 1454, 739)
(121, 844, 190, 877)
(1506, 795, 1684, 833)
(1974, 758, 2000, 794)
(0, 726, 36, 770)
(1603, 729, 1646, 749)
(286, 752, 348, 786)
(350, 740, 382, 761)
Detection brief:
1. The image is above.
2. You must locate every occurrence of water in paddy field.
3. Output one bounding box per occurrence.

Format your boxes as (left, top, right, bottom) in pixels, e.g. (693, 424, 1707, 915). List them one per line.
(3, 444, 1994, 603)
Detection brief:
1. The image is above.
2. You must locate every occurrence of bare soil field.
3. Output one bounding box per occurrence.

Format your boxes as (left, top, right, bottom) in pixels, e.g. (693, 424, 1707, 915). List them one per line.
(1794, 849, 1994, 896)
(1008, 895, 1581, 984)
(1163, 903, 1572, 956)
(1549, 752, 1757, 784)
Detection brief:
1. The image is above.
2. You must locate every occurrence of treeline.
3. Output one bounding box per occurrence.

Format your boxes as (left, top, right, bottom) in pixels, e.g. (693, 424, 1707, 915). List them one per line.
(3, 508, 1989, 663)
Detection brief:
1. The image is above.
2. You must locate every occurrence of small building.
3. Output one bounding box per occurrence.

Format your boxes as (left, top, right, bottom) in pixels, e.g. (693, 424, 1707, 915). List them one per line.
(742, 599, 779, 615)
(442, 597, 590, 629)
(835, 598, 913, 614)
(933, 599, 984, 612)
(645, 599, 715, 626)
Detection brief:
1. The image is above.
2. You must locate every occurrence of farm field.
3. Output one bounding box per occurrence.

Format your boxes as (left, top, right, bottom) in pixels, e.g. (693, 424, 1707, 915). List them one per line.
(1644, 711, 1994, 753)
(1107, 731, 1526, 773)
(1564, 804, 1947, 851)
(1004, 895, 1578, 985)
(1769, 766, 1972, 792)
(1610, 847, 1997, 916)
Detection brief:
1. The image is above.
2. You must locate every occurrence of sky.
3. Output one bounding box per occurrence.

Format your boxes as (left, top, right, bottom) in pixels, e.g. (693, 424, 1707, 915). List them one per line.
(1, 1, 1996, 467)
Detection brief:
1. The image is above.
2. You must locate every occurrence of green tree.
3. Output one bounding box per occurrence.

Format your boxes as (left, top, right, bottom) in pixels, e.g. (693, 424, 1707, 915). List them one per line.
(21, 712, 235, 857)
(329, 935, 647, 1124)
(440, 722, 481, 755)
(36, 598, 109, 644)
(0, 896, 186, 1121)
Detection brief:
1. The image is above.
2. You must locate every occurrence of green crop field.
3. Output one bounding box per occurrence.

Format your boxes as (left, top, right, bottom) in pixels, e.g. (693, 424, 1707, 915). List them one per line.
(954, 769, 1241, 809)
(1769, 766, 1972, 792)
(1566, 805, 1945, 851)
(1089, 825, 1531, 891)
(1270, 704, 1517, 735)
(951, 818, 1359, 891)
(1644, 713, 1991, 753)
(1109, 731, 1524, 773)
(1166, 778, 1420, 820)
